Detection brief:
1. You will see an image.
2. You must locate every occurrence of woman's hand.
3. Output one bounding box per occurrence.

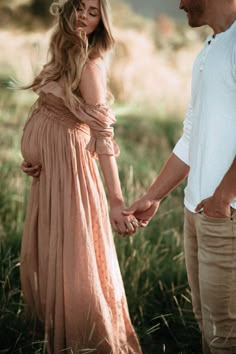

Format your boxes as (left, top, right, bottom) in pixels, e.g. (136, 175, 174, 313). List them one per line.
(110, 203, 139, 237)
(21, 160, 41, 178)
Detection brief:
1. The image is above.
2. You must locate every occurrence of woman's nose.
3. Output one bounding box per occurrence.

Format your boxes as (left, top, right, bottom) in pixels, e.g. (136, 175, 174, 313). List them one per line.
(80, 9, 86, 19)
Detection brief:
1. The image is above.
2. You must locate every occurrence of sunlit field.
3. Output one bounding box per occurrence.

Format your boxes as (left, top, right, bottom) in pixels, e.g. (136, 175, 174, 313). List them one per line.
(0, 11, 205, 353)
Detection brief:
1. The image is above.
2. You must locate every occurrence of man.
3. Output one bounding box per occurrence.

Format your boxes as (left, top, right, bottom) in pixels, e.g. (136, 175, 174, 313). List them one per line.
(124, 0, 236, 353)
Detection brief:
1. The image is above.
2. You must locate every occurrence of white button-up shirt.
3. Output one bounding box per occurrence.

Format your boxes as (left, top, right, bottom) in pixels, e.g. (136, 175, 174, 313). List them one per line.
(173, 21, 236, 212)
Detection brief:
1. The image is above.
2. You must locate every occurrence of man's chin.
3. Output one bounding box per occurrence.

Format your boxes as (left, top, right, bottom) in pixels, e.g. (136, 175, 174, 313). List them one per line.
(187, 16, 204, 28)
(188, 19, 202, 28)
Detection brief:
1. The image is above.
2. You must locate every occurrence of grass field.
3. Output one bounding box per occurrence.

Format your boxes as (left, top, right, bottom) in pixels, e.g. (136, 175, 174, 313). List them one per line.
(0, 84, 201, 354)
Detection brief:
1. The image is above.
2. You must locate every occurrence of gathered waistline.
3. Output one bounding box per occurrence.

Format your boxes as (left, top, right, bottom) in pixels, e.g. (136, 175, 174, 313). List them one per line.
(38, 105, 90, 135)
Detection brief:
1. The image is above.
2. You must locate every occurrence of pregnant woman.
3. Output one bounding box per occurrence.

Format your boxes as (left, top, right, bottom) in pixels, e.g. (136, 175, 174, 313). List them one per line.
(20, 0, 142, 353)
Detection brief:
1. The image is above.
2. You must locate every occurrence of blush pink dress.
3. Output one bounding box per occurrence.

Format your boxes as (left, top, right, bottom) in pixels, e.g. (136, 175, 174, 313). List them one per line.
(20, 79, 142, 354)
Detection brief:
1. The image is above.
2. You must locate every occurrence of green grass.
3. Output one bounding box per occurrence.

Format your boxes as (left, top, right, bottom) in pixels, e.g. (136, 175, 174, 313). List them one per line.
(0, 87, 201, 354)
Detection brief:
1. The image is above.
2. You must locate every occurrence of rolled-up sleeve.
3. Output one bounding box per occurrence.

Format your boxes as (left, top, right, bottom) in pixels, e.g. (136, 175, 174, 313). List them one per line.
(173, 103, 193, 166)
(77, 103, 120, 159)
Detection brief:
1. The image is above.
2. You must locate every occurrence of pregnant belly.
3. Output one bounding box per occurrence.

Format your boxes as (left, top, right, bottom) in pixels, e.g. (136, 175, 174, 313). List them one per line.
(21, 114, 43, 166)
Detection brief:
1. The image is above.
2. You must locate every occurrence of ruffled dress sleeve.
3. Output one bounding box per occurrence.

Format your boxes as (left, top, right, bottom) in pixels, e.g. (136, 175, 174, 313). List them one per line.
(77, 102, 119, 158)
(35, 78, 120, 159)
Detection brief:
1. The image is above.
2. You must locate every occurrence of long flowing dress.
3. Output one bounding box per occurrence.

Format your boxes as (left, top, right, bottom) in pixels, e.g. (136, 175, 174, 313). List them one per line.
(20, 78, 143, 354)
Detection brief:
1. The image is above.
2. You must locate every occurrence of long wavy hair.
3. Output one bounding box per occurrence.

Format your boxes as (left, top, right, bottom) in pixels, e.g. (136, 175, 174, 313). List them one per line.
(26, 0, 115, 108)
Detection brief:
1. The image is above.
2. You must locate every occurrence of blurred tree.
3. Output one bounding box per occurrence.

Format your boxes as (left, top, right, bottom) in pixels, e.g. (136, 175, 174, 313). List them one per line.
(31, 0, 50, 17)
(0, 0, 53, 28)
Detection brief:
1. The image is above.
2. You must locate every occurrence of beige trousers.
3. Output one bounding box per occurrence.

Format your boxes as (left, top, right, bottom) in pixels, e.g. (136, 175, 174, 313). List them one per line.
(184, 208, 236, 354)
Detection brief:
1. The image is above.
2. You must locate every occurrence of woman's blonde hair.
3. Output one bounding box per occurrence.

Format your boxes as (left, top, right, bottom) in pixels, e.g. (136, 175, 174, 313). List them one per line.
(27, 0, 115, 108)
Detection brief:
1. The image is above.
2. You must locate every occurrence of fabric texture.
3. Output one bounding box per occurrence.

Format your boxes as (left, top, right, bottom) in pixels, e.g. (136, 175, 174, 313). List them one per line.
(20, 81, 142, 354)
(184, 208, 236, 354)
(173, 20, 236, 212)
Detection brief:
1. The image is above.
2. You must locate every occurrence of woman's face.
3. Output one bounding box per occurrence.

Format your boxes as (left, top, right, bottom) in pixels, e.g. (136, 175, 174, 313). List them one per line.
(77, 0, 101, 35)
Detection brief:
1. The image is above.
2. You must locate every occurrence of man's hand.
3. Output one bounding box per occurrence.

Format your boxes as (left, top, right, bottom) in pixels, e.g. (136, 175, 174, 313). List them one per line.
(122, 154, 189, 227)
(195, 195, 231, 218)
(196, 158, 236, 218)
(123, 195, 160, 227)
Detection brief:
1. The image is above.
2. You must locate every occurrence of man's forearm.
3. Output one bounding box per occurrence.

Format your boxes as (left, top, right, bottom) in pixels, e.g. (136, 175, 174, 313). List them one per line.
(147, 152, 190, 202)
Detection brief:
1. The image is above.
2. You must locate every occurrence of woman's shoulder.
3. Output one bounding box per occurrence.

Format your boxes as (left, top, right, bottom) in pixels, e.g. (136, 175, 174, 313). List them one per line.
(79, 58, 108, 104)
(83, 57, 107, 77)
(81, 57, 107, 89)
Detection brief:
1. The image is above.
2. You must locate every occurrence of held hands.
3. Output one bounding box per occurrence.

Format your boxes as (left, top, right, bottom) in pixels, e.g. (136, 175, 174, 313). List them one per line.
(123, 194, 160, 227)
(110, 202, 139, 237)
(21, 160, 41, 178)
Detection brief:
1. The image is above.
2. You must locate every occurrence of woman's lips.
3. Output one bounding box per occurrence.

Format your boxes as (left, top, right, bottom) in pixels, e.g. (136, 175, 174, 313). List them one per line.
(78, 20, 87, 28)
